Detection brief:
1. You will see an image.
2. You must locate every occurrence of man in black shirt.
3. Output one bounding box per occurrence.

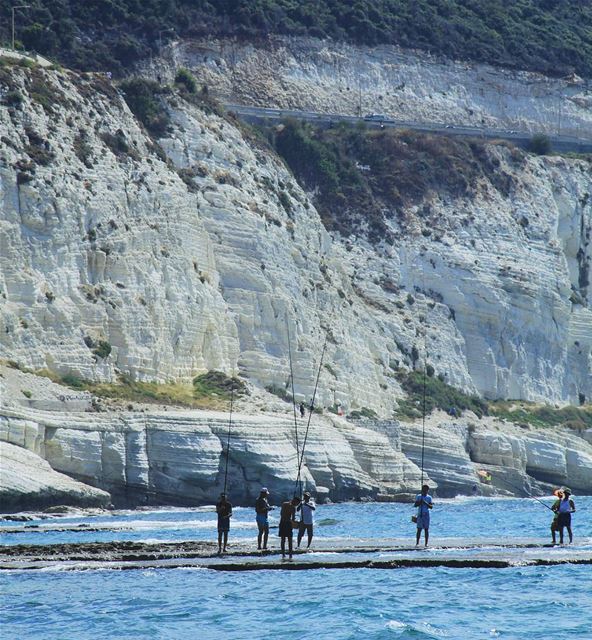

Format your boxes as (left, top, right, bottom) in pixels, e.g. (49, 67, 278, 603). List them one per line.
(216, 492, 232, 554)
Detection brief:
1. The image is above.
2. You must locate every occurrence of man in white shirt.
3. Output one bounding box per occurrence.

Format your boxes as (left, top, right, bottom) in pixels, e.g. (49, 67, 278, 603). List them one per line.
(297, 491, 316, 548)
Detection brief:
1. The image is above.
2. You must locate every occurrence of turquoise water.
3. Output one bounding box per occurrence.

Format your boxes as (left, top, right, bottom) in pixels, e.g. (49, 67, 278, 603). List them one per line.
(2, 497, 591, 639)
(2, 496, 591, 546)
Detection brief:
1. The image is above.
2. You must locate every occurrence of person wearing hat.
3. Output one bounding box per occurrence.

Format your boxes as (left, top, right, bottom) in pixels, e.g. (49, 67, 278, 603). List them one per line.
(297, 491, 316, 549)
(255, 487, 274, 550)
(553, 488, 576, 544)
(216, 492, 232, 554)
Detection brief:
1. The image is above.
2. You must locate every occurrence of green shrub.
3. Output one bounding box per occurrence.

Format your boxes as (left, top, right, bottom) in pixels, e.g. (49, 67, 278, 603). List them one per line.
(21, 389, 32, 398)
(265, 383, 291, 402)
(490, 401, 592, 430)
(2, 90, 22, 107)
(193, 371, 246, 399)
(1, 2, 589, 78)
(394, 370, 488, 420)
(61, 373, 86, 389)
(348, 406, 378, 420)
(93, 340, 112, 359)
(265, 120, 514, 244)
(73, 131, 93, 166)
(175, 67, 197, 94)
(528, 134, 552, 155)
(101, 130, 140, 160)
(119, 78, 170, 137)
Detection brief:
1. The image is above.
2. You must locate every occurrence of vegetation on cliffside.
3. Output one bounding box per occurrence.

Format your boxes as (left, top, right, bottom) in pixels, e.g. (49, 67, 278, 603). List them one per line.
(1, 1, 590, 77)
(263, 119, 518, 243)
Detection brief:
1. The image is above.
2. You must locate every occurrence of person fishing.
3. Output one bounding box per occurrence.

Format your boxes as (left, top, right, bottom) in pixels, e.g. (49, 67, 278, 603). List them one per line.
(297, 491, 316, 549)
(216, 492, 232, 554)
(279, 496, 301, 560)
(550, 489, 563, 544)
(414, 484, 433, 547)
(553, 488, 576, 544)
(255, 487, 273, 550)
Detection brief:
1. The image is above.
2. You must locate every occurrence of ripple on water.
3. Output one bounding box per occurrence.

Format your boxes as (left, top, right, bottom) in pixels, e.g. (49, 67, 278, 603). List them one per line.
(2, 499, 592, 639)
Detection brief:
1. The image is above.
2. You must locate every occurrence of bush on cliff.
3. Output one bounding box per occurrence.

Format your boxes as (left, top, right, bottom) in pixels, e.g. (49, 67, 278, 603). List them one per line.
(490, 401, 592, 431)
(394, 370, 488, 419)
(119, 78, 170, 137)
(266, 119, 516, 243)
(39, 370, 247, 409)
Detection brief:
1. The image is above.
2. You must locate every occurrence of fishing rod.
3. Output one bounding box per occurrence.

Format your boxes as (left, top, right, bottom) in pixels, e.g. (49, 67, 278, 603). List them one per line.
(419, 254, 428, 489)
(286, 316, 301, 485)
(293, 335, 328, 496)
(420, 338, 427, 488)
(486, 474, 556, 512)
(222, 382, 235, 495)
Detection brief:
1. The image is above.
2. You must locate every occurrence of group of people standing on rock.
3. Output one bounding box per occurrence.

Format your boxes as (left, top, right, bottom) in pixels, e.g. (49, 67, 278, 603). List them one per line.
(215, 482, 576, 555)
(215, 488, 316, 558)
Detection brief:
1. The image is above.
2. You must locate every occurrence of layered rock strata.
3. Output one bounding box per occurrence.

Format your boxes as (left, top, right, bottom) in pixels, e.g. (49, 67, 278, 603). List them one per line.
(1, 63, 590, 409)
(0, 440, 110, 511)
(2, 402, 591, 510)
(0, 404, 426, 509)
(155, 37, 592, 138)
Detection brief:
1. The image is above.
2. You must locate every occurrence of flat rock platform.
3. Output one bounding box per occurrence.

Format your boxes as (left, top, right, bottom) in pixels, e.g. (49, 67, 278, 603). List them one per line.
(1, 537, 590, 571)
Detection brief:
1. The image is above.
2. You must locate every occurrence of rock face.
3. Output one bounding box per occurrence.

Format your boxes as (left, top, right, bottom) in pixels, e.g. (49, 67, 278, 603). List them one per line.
(156, 37, 592, 139)
(0, 440, 111, 511)
(1, 62, 590, 409)
(0, 405, 423, 506)
(2, 404, 591, 507)
(0, 66, 238, 383)
(0, 58, 591, 509)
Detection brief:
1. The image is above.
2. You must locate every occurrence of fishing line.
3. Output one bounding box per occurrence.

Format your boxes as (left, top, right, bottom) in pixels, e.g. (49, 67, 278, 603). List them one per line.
(419, 251, 428, 489)
(286, 315, 301, 473)
(490, 475, 556, 512)
(294, 335, 328, 496)
(223, 382, 235, 495)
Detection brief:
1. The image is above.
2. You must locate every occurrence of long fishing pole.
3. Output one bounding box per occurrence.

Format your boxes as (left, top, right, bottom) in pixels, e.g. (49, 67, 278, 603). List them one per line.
(420, 254, 428, 489)
(286, 316, 301, 475)
(420, 347, 427, 488)
(222, 382, 235, 495)
(294, 335, 328, 496)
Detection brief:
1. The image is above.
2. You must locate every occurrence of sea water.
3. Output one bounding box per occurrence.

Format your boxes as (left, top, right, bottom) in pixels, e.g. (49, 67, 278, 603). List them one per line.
(1, 497, 591, 639)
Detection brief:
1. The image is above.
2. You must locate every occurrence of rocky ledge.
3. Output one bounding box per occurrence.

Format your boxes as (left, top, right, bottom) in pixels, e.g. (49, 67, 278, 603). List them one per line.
(1, 400, 591, 511)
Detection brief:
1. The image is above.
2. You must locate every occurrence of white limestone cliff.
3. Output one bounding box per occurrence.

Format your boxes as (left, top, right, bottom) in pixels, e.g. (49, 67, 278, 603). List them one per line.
(1, 62, 590, 409)
(153, 36, 592, 139)
(0, 59, 591, 509)
(2, 398, 591, 510)
(0, 440, 110, 511)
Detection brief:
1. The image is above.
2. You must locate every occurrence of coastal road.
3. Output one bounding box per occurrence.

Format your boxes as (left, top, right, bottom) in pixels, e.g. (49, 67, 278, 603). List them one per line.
(227, 104, 592, 154)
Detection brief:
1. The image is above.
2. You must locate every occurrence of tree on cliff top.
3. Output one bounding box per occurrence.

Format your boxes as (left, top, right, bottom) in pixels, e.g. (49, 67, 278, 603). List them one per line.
(0, 1, 590, 78)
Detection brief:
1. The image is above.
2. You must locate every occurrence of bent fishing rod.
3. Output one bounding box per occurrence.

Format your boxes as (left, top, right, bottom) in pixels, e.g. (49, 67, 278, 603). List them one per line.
(488, 475, 556, 512)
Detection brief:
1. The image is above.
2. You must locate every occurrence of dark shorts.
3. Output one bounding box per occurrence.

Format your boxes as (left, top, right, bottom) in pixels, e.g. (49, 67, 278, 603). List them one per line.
(299, 523, 313, 536)
(218, 517, 230, 532)
(278, 520, 293, 538)
(557, 512, 571, 528)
